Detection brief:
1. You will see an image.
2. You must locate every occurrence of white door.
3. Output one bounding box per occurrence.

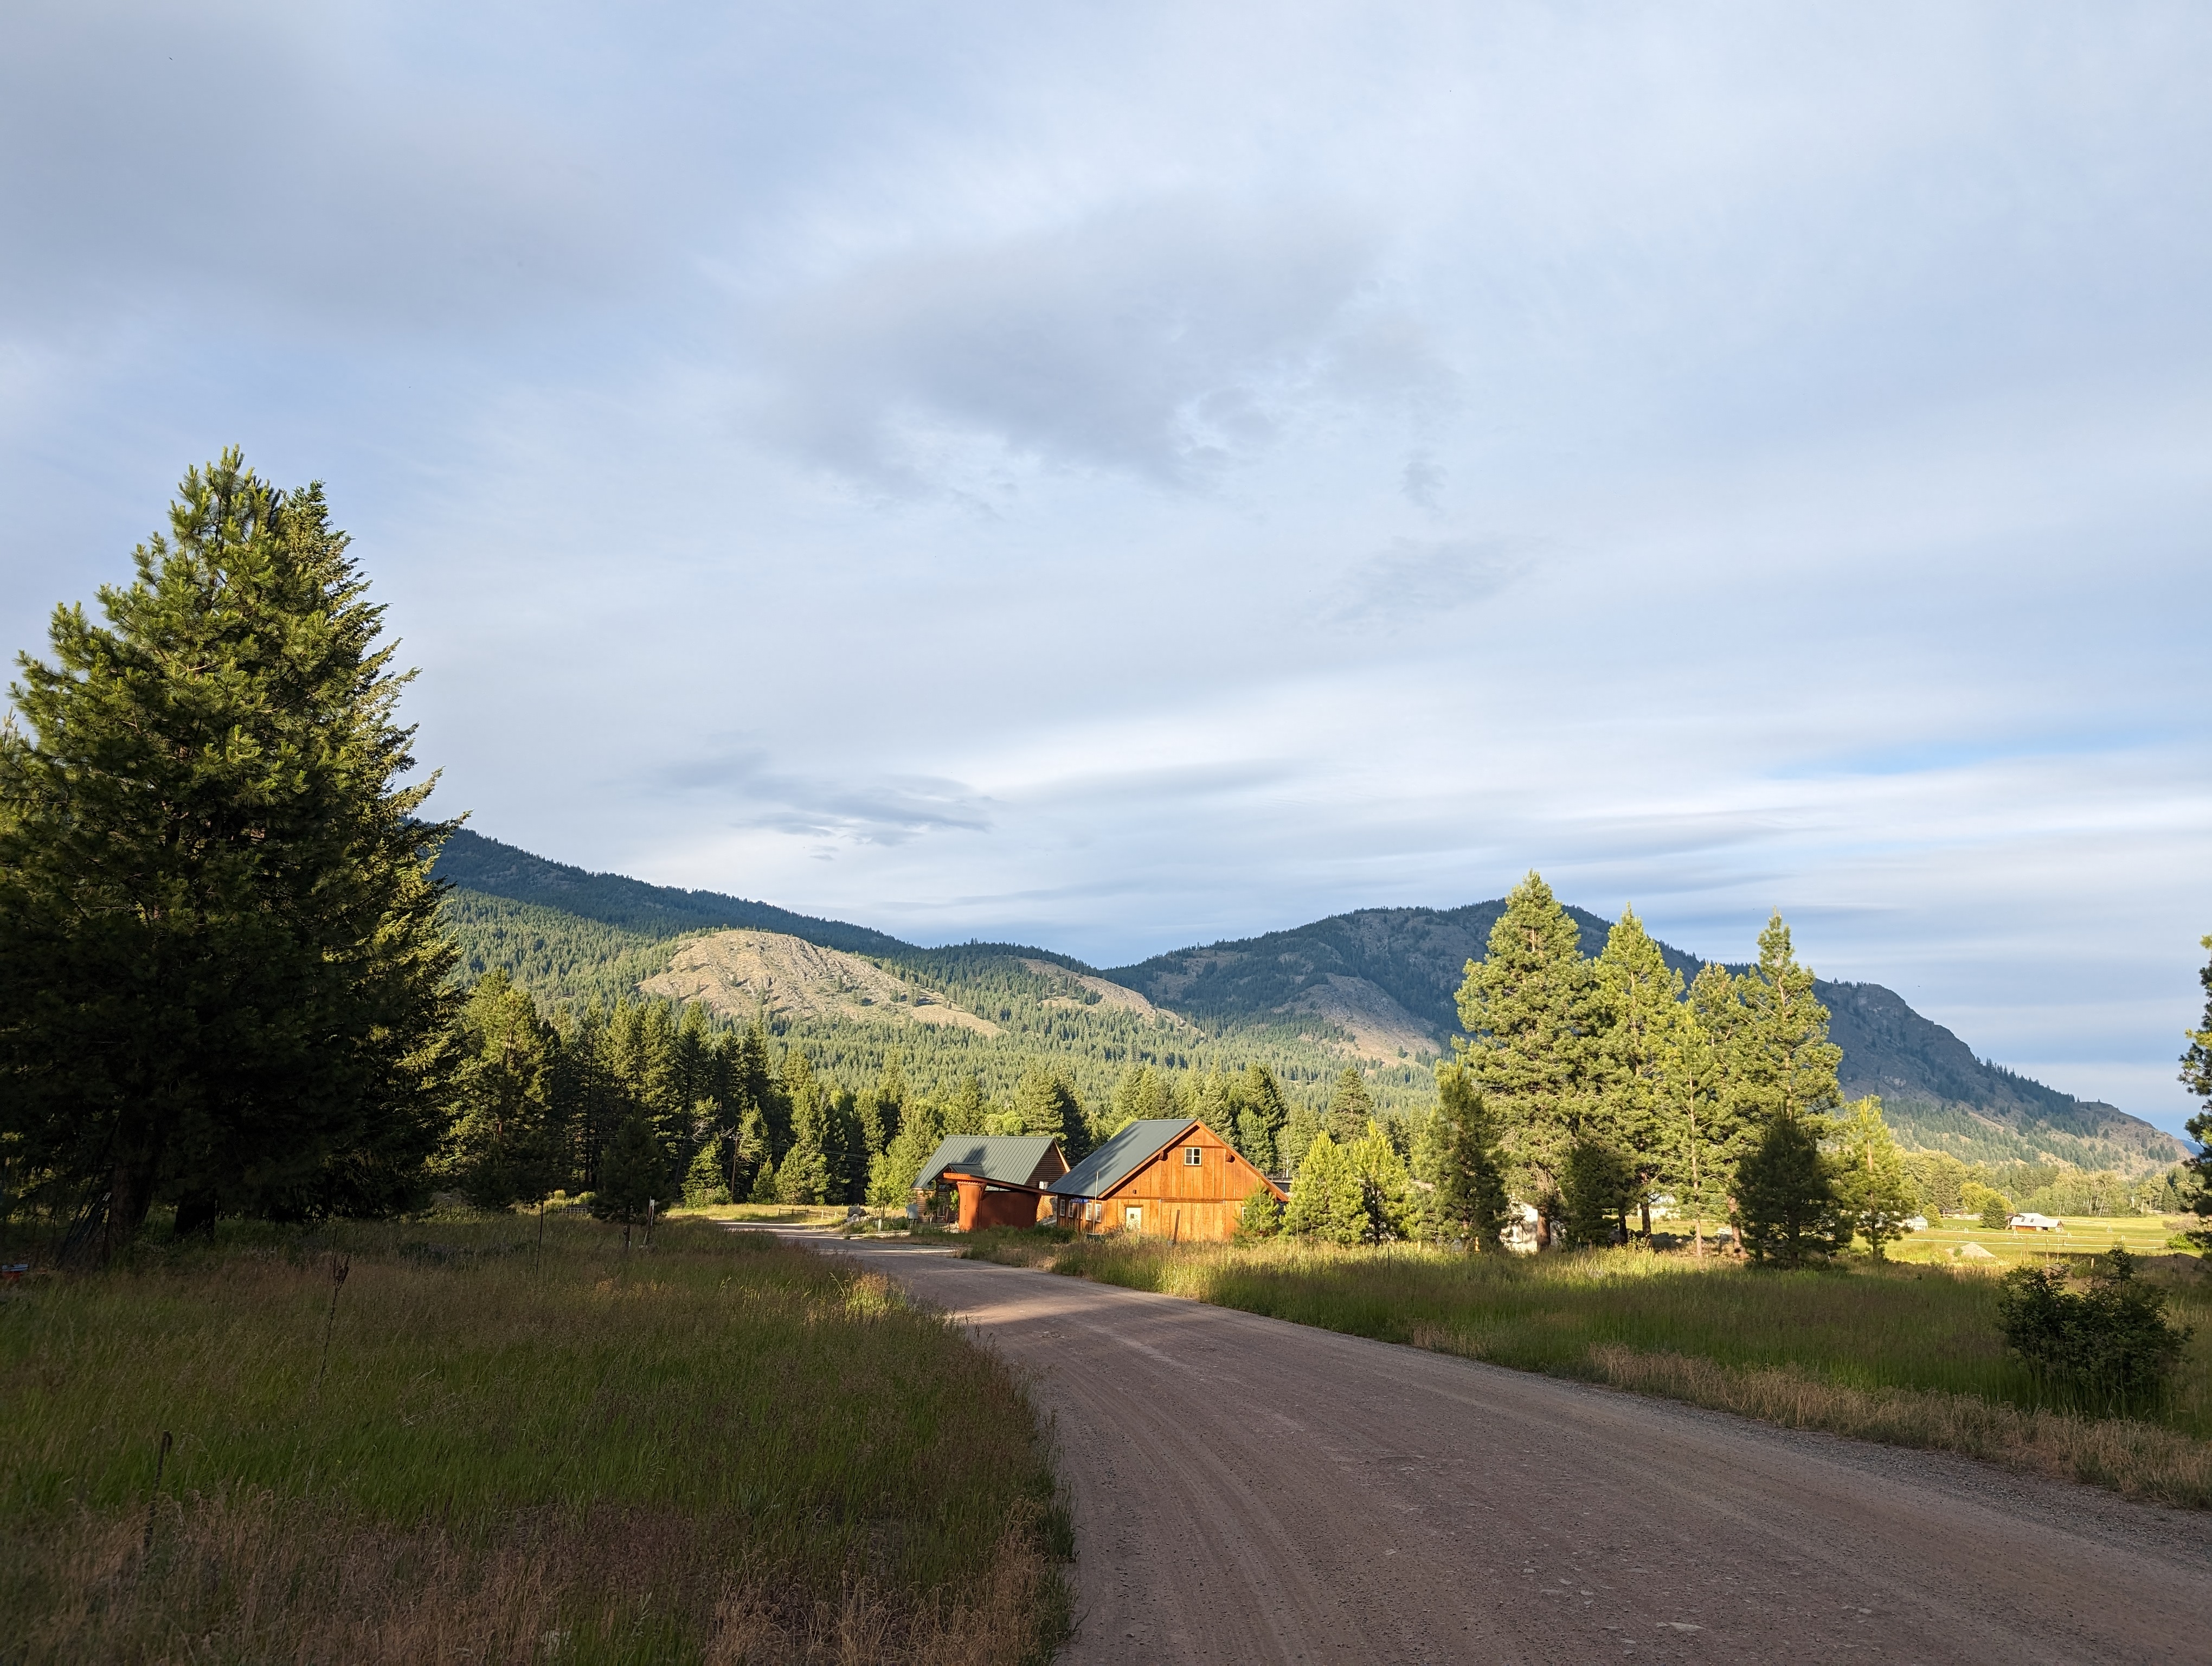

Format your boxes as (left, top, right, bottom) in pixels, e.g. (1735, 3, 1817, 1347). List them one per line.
(1123, 1206, 1143, 1232)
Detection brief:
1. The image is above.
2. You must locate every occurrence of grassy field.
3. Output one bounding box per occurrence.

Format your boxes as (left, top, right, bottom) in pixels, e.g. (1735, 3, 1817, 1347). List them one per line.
(3, 1215, 1070, 1665)
(966, 1231, 2212, 1508)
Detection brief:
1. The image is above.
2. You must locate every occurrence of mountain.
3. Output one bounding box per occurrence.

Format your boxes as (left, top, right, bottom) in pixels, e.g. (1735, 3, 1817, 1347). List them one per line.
(432, 831, 2187, 1175)
(434, 829, 915, 957)
(1105, 905, 2187, 1175)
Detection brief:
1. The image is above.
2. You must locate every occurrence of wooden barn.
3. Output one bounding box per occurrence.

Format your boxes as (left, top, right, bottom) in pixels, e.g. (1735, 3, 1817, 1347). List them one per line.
(1045, 1117, 1285, 1241)
(913, 1134, 1069, 1232)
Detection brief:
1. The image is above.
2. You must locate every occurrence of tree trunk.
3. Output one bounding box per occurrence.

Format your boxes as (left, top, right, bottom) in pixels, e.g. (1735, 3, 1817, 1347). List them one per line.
(103, 1151, 160, 1264)
(171, 1191, 218, 1239)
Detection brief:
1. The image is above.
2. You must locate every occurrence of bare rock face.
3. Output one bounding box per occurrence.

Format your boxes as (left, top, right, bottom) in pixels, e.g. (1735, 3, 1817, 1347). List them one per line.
(642, 930, 999, 1035)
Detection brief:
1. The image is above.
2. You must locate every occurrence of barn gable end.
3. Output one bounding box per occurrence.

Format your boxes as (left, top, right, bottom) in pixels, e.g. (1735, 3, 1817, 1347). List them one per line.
(1046, 1118, 1284, 1241)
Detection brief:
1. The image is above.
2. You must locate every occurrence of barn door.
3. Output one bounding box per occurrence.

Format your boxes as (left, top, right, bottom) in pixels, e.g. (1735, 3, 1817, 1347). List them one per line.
(1123, 1206, 1142, 1233)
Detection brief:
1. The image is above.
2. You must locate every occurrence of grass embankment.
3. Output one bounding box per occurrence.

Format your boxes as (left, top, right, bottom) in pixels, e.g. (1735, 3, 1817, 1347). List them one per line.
(3, 1216, 1070, 1665)
(967, 1231, 2212, 1508)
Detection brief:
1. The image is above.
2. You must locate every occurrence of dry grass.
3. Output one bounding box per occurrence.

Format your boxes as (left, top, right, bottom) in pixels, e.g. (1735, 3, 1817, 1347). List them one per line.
(2, 1217, 1070, 1664)
(965, 1231, 2212, 1509)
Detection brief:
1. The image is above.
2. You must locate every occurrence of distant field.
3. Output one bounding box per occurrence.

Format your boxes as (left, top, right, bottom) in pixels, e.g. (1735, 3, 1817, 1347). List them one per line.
(4, 1216, 1069, 1665)
(967, 1232, 2212, 1508)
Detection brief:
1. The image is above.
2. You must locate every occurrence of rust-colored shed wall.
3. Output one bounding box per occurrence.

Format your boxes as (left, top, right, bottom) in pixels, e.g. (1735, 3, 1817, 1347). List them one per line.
(953, 1178, 1051, 1232)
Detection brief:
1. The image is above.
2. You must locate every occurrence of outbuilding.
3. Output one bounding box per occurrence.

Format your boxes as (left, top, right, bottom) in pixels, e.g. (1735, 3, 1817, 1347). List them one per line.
(913, 1134, 1069, 1231)
(2008, 1212, 2061, 1232)
(1045, 1117, 1285, 1241)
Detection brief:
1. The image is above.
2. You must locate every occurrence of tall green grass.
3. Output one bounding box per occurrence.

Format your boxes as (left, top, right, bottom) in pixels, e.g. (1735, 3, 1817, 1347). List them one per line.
(3, 1217, 1069, 1664)
(968, 1233, 2212, 1506)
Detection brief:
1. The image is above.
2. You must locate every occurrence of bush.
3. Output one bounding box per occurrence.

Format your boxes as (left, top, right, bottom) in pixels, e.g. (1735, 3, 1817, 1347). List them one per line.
(1995, 1248, 2194, 1417)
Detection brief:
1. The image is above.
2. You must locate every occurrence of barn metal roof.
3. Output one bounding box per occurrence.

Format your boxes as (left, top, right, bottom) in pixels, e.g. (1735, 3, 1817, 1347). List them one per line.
(1046, 1118, 1199, 1200)
(914, 1134, 1067, 1192)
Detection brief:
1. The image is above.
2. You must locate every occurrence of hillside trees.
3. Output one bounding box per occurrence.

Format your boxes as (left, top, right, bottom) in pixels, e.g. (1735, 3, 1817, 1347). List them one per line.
(0, 454, 459, 1255)
(441, 971, 562, 1210)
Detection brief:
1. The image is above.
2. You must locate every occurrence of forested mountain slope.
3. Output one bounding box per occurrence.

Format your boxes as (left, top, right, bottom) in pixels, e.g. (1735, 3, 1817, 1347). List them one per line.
(1107, 906, 2186, 1174)
(434, 831, 2185, 1172)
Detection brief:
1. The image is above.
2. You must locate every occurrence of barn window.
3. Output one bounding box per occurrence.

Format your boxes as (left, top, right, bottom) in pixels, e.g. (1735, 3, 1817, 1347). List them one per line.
(1184, 1147, 1203, 1165)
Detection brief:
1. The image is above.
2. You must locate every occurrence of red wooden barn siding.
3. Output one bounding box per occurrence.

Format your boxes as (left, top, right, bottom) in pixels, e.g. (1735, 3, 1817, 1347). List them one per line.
(1053, 1120, 1283, 1241)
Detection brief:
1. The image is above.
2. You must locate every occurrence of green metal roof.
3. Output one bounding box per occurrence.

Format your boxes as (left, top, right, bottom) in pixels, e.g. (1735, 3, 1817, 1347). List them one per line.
(1046, 1119, 1198, 1200)
(914, 1134, 1067, 1193)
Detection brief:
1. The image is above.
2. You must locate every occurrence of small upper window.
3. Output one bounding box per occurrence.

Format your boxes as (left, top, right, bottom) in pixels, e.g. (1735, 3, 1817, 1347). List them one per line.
(1184, 1146, 1203, 1165)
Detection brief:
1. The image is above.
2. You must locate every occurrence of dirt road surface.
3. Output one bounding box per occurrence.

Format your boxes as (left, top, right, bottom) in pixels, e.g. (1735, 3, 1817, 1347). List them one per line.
(774, 1231, 2210, 1664)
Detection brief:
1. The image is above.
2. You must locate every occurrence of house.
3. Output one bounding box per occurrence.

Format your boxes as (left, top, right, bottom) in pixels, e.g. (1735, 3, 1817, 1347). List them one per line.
(913, 1134, 1069, 1232)
(1045, 1117, 1285, 1241)
(2009, 1212, 2061, 1232)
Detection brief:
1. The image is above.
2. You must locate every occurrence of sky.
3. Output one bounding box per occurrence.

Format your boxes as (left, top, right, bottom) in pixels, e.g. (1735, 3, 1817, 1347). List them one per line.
(3, 2, 2208, 1135)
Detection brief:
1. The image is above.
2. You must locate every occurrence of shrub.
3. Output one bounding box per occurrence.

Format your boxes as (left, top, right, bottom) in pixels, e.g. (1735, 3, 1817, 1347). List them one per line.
(1995, 1248, 2194, 1417)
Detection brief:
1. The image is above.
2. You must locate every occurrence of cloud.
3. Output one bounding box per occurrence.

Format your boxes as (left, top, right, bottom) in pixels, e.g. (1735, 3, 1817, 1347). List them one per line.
(751, 197, 1437, 493)
(1327, 537, 1536, 625)
(653, 744, 993, 846)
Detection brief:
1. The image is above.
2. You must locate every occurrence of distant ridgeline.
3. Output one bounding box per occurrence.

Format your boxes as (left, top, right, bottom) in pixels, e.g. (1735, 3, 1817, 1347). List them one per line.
(433, 830, 2185, 1175)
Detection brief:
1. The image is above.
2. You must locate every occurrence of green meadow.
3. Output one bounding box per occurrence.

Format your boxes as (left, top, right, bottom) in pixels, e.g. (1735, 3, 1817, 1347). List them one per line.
(2, 1216, 1069, 1666)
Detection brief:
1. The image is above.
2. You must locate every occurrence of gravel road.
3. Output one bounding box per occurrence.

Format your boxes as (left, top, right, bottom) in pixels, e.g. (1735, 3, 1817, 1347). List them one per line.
(773, 1230, 2210, 1664)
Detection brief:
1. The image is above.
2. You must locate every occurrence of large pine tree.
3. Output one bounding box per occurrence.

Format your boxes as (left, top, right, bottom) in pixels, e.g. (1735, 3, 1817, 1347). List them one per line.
(0, 454, 457, 1255)
(2180, 933, 2212, 1251)
(1591, 906, 1684, 1236)
(1453, 872, 1600, 1245)
(1730, 913, 1842, 1129)
(1430, 1061, 1508, 1250)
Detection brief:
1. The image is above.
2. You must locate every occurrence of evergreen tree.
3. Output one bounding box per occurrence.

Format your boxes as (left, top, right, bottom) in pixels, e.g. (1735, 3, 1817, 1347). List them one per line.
(441, 971, 562, 1211)
(1232, 1063, 1290, 1171)
(776, 1048, 833, 1204)
(1276, 1103, 1322, 1177)
(1834, 1095, 1917, 1260)
(859, 1054, 909, 1158)
(1559, 1138, 1637, 1249)
(592, 1111, 664, 1243)
(1324, 1068, 1378, 1145)
(1011, 1067, 1084, 1155)
(1591, 907, 1683, 1237)
(1731, 914, 1842, 1129)
(1680, 962, 1751, 1248)
(1454, 872, 1599, 1246)
(869, 1095, 944, 1212)
(1110, 1063, 1179, 1130)
(1733, 1111, 1846, 1266)
(1343, 1123, 1417, 1242)
(1430, 1061, 1508, 1251)
(941, 1073, 990, 1136)
(1283, 1133, 1352, 1241)
(1237, 1187, 1283, 1238)
(682, 1139, 731, 1207)
(722, 1018, 786, 1155)
(2181, 934, 2212, 1251)
(0, 453, 458, 1255)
